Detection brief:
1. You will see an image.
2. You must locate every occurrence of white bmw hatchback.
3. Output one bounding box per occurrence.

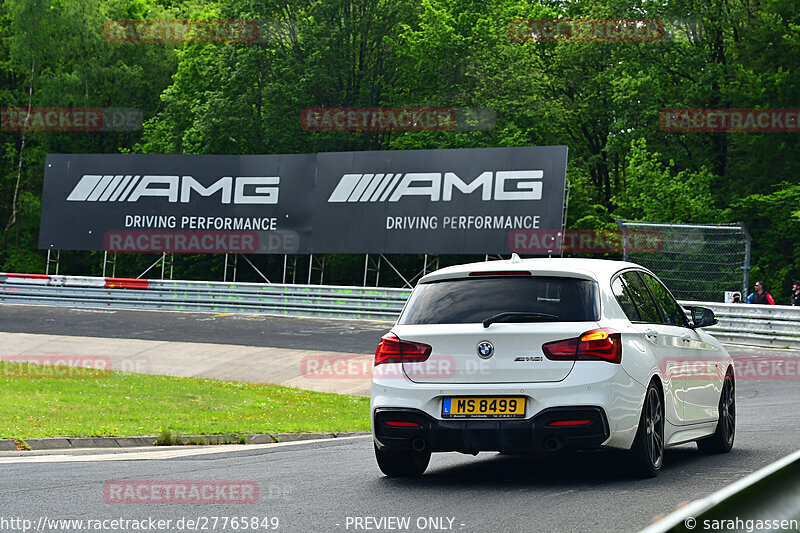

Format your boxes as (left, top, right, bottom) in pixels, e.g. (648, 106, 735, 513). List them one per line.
(371, 257, 735, 477)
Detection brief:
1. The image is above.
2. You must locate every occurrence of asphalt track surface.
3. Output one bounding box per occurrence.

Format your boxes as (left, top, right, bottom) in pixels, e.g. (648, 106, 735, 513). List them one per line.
(1, 304, 799, 532)
(0, 304, 390, 353)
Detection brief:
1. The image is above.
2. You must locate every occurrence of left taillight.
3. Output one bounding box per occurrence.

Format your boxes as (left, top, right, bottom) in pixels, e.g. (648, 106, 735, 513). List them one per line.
(542, 328, 622, 364)
(374, 333, 432, 366)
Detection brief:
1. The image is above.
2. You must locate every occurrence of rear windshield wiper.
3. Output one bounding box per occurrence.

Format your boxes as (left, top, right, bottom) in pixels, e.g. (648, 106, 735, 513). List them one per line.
(482, 312, 559, 328)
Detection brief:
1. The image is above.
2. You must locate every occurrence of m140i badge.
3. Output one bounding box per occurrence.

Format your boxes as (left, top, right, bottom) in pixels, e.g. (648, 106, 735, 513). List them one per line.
(477, 341, 494, 359)
(514, 356, 543, 362)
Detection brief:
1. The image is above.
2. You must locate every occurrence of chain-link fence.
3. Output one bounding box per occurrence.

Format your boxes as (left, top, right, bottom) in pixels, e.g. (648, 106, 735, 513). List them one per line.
(615, 219, 751, 302)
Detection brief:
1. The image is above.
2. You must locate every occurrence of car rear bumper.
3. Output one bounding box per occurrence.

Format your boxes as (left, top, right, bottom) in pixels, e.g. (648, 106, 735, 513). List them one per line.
(373, 406, 609, 454)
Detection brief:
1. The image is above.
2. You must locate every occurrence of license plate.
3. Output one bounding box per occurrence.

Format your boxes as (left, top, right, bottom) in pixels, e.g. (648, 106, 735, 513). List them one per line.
(441, 397, 525, 419)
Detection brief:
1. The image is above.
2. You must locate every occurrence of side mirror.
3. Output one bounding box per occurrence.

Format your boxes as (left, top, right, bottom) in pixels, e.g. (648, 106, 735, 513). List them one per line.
(686, 306, 718, 328)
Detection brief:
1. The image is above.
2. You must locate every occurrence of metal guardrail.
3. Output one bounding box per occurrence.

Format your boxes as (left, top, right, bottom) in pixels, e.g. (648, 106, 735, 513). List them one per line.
(0, 274, 799, 347)
(640, 448, 800, 532)
(682, 300, 800, 349)
(0, 273, 410, 321)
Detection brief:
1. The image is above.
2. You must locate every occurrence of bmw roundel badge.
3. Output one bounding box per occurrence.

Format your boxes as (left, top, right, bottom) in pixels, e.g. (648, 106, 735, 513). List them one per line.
(477, 341, 494, 359)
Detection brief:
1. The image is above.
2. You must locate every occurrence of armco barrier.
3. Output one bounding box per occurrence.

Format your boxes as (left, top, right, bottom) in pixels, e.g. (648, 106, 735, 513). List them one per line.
(640, 448, 800, 533)
(681, 300, 800, 349)
(0, 274, 799, 346)
(0, 273, 409, 321)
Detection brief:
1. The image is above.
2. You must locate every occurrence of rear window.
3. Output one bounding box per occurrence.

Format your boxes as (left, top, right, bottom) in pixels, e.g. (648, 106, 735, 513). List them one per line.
(398, 276, 600, 325)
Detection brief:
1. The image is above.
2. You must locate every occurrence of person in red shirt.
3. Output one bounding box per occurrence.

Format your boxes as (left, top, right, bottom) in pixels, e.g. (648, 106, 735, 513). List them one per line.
(747, 281, 775, 305)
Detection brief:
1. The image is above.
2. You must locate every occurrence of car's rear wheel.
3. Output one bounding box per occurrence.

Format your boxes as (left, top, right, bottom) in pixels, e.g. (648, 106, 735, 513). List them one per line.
(628, 381, 664, 478)
(374, 443, 431, 477)
(697, 370, 735, 454)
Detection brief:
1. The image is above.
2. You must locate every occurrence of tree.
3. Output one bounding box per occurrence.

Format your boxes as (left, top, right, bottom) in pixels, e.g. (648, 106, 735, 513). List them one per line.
(612, 138, 721, 224)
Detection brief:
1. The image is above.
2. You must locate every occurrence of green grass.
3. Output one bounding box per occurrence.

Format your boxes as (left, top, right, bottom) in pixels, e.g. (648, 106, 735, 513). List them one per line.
(0, 364, 370, 439)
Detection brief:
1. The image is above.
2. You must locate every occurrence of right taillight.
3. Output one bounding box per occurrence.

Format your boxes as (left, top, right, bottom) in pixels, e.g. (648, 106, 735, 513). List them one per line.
(542, 328, 622, 364)
(374, 333, 432, 366)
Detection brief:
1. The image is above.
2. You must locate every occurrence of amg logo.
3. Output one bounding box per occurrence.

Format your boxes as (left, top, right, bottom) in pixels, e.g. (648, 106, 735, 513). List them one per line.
(66, 175, 280, 204)
(327, 170, 543, 202)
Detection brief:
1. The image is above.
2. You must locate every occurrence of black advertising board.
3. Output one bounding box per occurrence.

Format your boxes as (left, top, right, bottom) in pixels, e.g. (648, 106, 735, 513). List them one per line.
(39, 154, 315, 254)
(39, 146, 568, 254)
(312, 146, 568, 253)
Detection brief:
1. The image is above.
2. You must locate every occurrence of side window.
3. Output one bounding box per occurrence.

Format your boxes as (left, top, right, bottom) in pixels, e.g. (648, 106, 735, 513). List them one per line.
(611, 277, 641, 322)
(641, 273, 689, 327)
(621, 272, 662, 324)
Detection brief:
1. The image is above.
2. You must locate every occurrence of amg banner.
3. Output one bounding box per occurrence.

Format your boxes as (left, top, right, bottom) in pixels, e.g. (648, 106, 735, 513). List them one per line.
(39, 146, 567, 254)
(313, 146, 568, 253)
(39, 154, 315, 253)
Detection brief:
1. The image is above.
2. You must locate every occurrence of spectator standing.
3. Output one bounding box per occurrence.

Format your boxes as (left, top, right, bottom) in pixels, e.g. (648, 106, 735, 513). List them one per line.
(791, 280, 800, 306)
(748, 281, 775, 305)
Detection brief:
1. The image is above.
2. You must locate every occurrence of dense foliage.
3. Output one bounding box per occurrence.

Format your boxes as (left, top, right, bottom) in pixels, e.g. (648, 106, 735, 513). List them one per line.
(1, 0, 798, 301)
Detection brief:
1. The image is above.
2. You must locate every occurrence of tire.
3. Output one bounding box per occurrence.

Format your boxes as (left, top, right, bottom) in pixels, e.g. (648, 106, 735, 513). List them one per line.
(697, 371, 735, 454)
(374, 443, 430, 477)
(628, 381, 665, 478)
